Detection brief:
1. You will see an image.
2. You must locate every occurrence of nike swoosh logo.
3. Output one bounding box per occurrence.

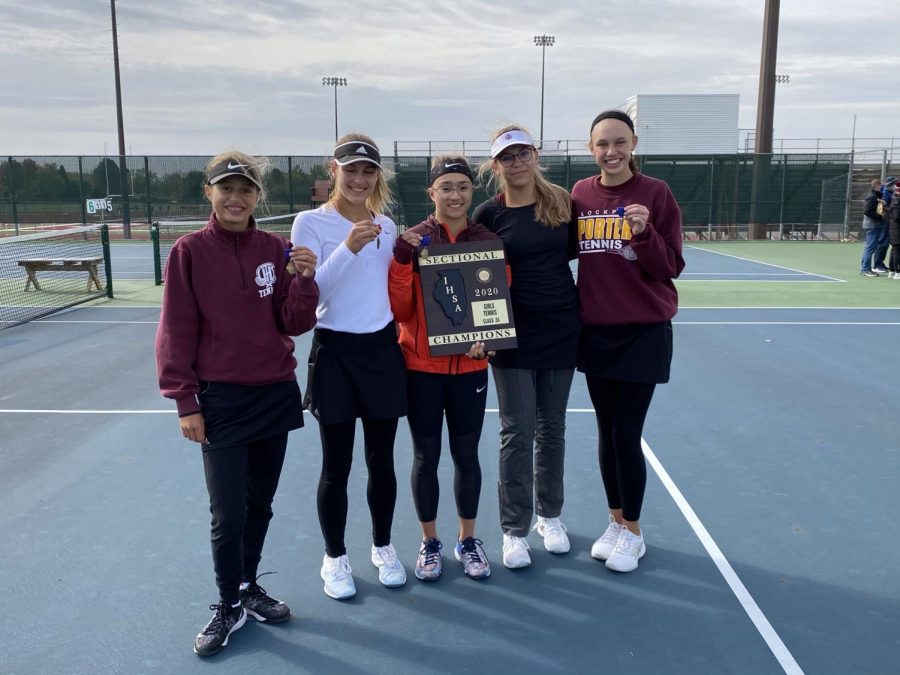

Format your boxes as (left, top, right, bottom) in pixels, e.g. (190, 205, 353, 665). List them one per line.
(476, 385, 487, 393)
(227, 162, 246, 170)
(445, 163, 463, 169)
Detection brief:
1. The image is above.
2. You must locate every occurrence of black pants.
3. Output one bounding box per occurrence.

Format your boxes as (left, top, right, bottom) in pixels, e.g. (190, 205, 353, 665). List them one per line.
(202, 433, 288, 604)
(890, 243, 900, 273)
(585, 377, 656, 523)
(407, 370, 487, 523)
(317, 418, 399, 557)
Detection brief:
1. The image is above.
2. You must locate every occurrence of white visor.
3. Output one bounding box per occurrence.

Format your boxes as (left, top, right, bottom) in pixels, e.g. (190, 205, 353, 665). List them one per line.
(490, 129, 535, 158)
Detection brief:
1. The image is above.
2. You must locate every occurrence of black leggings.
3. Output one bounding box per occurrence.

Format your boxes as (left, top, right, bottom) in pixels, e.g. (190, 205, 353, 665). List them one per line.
(407, 370, 487, 523)
(890, 243, 900, 273)
(586, 377, 656, 522)
(317, 417, 399, 557)
(202, 433, 288, 604)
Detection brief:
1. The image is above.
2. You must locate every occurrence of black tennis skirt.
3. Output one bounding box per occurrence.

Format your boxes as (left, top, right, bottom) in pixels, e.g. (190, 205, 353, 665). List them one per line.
(577, 321, 673, 384)
(198, 379, 304, 450)
(304, 321, 408, 425)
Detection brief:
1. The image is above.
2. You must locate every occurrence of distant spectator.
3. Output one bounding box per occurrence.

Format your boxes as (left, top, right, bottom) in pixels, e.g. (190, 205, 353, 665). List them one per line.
(860, 178, 886, 276)
(887, 178, 900, 279)
(871, 176, 894, 273)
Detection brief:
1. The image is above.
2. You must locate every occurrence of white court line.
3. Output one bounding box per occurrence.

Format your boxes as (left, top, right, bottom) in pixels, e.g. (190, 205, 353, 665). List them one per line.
(0, 405, 802, 672)
(685, 245, 844, 283)
(642, 438, 803, 675)
(682, 272, 807, 276)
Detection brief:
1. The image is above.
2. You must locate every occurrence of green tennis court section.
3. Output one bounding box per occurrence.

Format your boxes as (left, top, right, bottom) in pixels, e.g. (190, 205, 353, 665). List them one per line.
(1, 241, 897, 673)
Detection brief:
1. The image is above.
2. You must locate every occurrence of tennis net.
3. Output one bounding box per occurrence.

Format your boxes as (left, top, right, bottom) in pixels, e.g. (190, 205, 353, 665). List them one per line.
(0, 224, 112, 329)
(151, 213, 297, 285)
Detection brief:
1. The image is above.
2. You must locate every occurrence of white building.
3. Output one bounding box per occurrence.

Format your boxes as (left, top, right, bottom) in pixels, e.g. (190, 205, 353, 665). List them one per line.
(622, 94, 739, 154)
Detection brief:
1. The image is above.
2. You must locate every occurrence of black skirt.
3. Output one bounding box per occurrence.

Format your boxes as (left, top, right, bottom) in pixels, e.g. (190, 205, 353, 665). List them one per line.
(578, 321, 673, 384)
(304, 321, 408, 425)
(199, 379, 304, 450)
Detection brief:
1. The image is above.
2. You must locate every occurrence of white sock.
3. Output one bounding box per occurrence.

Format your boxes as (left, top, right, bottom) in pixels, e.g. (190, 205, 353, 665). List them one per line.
(231, 601, 241, 608)
(239, 582, 250, 591)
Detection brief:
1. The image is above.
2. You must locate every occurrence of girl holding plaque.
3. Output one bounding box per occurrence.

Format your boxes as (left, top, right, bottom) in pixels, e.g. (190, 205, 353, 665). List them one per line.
(156, 151, 319, 656)
(571, 110, 685, 573)
(389, 155, 502, 581)
(474, 127, 580, 569)
(291, 134, 408, 600)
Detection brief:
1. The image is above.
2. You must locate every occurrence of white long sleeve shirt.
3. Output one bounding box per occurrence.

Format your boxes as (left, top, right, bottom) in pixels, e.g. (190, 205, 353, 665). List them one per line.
(291, 204, 397, 333)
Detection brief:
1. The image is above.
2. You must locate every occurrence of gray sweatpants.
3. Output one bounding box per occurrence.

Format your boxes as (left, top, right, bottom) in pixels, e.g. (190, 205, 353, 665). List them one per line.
(492, 366, 575, 536)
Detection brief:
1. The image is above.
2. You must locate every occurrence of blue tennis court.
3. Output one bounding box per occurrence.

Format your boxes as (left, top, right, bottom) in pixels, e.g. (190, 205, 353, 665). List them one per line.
(2, 298, 898, 674)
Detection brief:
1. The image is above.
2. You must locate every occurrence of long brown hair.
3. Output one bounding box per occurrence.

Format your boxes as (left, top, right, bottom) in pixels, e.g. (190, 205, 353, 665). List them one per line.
(477, 125, 570, 227)
(326, 132, 393, 214)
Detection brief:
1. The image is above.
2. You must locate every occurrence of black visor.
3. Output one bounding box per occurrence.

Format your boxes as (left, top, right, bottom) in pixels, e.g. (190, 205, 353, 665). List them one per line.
(334, 141, 382, 169)
(206, 160, 263, 190)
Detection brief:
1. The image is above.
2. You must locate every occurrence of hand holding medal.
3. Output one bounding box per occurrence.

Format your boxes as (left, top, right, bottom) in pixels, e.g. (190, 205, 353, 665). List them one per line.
(345, 218, 382, 254)
(285, 244, 317, 278)
(618, 204, 650, 235)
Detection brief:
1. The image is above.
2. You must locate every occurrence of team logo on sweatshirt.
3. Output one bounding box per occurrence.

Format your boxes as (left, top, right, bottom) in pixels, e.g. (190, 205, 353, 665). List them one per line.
(576, 209, 637, 260)
(255, 262, 276, 297)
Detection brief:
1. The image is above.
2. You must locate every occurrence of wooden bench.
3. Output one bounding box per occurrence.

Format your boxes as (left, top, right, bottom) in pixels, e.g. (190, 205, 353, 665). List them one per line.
(17, 257, 103, 292)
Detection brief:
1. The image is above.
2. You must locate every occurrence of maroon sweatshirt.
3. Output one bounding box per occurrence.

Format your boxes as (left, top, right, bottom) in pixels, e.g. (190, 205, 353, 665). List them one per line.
(571, 172, 684, 325)
(156, 215, 319, 416)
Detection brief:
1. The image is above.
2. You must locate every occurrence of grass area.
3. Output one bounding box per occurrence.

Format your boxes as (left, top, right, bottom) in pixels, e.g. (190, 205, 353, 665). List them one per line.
(679, 241, 900, 308)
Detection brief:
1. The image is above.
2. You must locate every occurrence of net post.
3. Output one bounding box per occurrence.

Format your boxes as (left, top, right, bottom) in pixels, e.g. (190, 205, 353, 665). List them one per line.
(101, 224, 114, 298)
(7, 156, 19, 236)
(151, 223, 162, 285)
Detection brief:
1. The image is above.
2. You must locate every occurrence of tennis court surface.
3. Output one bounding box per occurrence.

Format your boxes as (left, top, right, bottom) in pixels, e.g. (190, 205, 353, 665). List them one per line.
(1, 242, 897, 674)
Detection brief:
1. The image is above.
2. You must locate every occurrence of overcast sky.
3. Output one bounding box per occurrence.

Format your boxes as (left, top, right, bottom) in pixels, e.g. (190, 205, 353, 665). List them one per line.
(1, 0, 897, 156)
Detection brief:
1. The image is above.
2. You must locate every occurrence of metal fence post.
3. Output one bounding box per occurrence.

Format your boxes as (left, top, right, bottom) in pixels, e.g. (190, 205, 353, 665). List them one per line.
(78, 156, 87, 226)
(144, 155, 152, 225)
(151, 223, 162, 285)
(8, 156, 19, 235)
(707, 157, 715, 239)
(287, 156, 295, 213)
(778, 154, 786, 239)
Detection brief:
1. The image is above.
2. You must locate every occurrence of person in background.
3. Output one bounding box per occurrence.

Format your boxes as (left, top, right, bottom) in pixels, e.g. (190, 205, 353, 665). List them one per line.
(156, 151, 319, 656)
(861, 178, 886, 277)
(571, 110, 685, 573)
(473, 126, 580, 570)
(886, 177, 900, 279)
(872, 176, 894, 274)
(389, 155, 501, 581)
(291, 134, 408, 600)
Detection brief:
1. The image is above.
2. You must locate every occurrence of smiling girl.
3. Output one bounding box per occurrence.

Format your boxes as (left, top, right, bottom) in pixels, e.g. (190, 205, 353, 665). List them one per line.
(473, 126, 580, 570)
(571, 110, 685, 573)
(156, 151, 319, 656)
(291, 134, 408, 600)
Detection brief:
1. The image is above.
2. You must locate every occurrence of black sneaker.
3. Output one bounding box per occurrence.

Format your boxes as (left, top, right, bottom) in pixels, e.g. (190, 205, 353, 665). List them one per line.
(240, 578, 291, 623)
(861, 270, 880, 277)
(194, 601, 246, 657)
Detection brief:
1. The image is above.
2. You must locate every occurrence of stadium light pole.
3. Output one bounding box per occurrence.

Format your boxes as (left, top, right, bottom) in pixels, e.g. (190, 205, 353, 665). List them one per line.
(322, 77, 348, 142)
(110, 0, 131, 238)
(749, 0, 780, 239)
(533, 35, 555, 148)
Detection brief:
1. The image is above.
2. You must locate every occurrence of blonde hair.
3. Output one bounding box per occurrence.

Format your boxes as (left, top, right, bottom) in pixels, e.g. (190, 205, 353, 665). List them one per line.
(326, 132, 393, 215)
(204, 150, 269, 203)
(477, 125, 570, 227)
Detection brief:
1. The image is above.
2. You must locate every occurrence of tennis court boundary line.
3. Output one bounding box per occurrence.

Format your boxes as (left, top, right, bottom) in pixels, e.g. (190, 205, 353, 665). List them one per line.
(642, 437, 802, 674)
(685, 245, 844, 283)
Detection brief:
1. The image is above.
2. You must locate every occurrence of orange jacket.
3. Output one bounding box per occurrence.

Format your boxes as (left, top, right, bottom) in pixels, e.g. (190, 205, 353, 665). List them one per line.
(389, 216, 510, 375)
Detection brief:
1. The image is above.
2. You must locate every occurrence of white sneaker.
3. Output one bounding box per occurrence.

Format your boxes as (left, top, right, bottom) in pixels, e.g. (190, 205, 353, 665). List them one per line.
(605, 527, 646, 573)
(321, 554, 356, 599)
(502, 534, 532, 569)
(371, 544, 407, 587)
(591, 515, 623, 561)
(533, 517, 570, 554)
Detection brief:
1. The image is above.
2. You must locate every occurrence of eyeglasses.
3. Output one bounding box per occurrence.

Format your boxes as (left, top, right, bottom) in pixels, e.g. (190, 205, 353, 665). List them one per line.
(497, 147, 535, 167)
(433, 184, 473, 196)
